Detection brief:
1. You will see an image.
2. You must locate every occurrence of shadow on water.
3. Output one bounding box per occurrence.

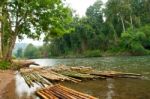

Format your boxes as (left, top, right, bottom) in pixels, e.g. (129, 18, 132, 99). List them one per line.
(2, 73, 41, 99)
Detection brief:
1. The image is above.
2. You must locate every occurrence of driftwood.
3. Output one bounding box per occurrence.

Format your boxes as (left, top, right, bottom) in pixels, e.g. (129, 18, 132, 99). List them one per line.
(36, 84, 98, 99)
(13, 60, 39, 69)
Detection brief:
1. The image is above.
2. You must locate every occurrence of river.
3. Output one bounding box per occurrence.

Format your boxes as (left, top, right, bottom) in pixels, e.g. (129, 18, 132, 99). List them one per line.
(2, 56, 150, 99)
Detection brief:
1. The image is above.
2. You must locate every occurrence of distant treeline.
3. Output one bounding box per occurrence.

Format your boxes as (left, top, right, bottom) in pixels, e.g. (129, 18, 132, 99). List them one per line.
(14, 44, 51, 59)
(15, 0, 150, 58)
(48, 0, 150, 57)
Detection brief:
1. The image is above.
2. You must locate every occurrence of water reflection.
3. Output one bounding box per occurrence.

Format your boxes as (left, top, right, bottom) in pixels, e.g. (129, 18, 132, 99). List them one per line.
(106, 78, 115, 99)
(2, 56, 150, 99)
(15, 73, 41, 99)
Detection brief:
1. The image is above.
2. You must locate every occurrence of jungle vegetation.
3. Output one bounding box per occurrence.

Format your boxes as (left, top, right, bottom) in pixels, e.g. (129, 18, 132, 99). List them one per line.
(1, 0, 150, 60)
(41, 0, 150, 57)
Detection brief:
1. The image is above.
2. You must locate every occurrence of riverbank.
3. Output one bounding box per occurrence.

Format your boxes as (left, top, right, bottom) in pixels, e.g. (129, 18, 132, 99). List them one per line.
(0, 70, 15, 98)
(48, 51, 150, 59)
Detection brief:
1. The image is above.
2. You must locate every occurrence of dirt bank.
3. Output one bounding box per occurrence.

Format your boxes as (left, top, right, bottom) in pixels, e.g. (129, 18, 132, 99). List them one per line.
(0, 70, 15, 98)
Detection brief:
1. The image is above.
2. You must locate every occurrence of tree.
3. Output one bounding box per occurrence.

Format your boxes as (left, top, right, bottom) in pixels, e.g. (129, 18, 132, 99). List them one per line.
(48, 0, 150, 57)
(120, 25, 150, 55)
(0, 0, 72, 61)
(24, 44, 39, 59)
(15, 48, 23, 58)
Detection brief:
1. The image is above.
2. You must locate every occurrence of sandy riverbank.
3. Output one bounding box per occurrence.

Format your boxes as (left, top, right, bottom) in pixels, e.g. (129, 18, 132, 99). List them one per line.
(0, 70, 15, 98)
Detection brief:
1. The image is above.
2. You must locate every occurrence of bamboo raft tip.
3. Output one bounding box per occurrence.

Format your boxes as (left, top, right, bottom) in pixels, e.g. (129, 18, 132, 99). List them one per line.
(36, 84, 98, 99)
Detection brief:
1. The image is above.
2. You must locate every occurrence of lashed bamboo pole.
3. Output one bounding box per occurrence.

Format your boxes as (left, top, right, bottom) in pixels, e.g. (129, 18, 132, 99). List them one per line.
(21, 72, 52, 87)
(42, 90, 58, 99)
(36, 85, 98, 99)
(57, 85, 98, 99)
(53, 85, 87, 99)
(49, 86, 76, 99)
(91, 71, 142, 78)
(36, 91, 49, 99)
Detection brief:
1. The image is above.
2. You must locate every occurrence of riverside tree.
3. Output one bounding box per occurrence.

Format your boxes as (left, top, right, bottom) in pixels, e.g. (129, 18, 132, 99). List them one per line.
(48, 0, 150, 57)
(0, 0, 72, 61)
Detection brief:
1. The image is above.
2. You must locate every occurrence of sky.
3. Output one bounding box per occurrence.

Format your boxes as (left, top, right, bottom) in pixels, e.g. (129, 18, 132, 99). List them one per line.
(16, 0, 107, 46)
(66, 0, 107, 17)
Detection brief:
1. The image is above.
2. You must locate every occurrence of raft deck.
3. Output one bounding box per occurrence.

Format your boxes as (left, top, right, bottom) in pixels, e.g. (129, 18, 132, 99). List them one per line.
(36, 84, 98, 99)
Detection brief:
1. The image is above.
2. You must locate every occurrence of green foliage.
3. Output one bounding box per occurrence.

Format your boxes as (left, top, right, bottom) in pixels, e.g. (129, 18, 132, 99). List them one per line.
(83, 50, 101, 57)
(15, 48, 23, 58)
(47, 0, 150, 57)
(49, 0, 105, 57)
(24, 44, 39, 59)
(120, 25, 150, 55)
(0, 0, 73, 61)
(11, 0, 150, 58)
(0, 61, 11, 70)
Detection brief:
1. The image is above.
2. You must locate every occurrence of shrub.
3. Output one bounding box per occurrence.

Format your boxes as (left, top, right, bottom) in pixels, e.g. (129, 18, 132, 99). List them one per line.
(120, 26, 150, 55)
(0, 61, 11, 70)
(83, 50, 101, 57)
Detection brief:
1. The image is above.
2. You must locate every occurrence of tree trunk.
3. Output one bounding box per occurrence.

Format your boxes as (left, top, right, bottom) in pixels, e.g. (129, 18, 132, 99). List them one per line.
(1, 4, 17, 61)
(120, 16, 125, 32)
(110, 23, 118, 44)
(0, 7, 2, 59)
(0, 32, 2, 59)
(130, 15, 133, 29)
(2, 33, 17, 61)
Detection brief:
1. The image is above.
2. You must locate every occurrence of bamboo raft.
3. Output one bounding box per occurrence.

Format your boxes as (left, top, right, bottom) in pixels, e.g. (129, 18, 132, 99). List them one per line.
(20, 68, 81, 87)
(35, 69, 81, 83)
(21, 72, 52, 87)
(90, 71, 142, 78)
(36, 84, 98, 99)
(20, 66, 143, 87)
(19, 66, 143, 99)
(59, 71, 102, 79)
(52, 66, 142, 79)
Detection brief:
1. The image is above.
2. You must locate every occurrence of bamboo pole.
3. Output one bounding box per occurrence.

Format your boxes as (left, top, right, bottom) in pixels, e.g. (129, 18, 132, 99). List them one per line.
(57, 85, 98, 99)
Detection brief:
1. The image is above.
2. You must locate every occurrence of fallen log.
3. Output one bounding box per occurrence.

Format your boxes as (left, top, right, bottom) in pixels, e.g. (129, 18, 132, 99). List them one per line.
(13, 60, 39, 69)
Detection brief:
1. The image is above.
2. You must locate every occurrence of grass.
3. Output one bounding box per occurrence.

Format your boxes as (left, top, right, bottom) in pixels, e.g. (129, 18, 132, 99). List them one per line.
(0, 61, 11, 70)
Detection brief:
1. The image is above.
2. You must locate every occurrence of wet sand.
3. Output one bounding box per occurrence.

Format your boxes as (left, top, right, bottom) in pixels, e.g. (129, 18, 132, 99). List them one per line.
(0, 70, 15, 99)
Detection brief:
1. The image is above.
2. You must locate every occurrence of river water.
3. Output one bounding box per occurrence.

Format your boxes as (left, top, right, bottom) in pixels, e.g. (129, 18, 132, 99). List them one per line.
(2, 56, 150, 99)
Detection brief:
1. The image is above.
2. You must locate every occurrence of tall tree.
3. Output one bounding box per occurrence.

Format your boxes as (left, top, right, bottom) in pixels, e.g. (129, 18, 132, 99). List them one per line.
(0, 0, 72, 61)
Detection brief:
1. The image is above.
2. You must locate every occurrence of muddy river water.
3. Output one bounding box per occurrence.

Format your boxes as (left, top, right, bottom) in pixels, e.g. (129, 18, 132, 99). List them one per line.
(2, 56, 150, 99)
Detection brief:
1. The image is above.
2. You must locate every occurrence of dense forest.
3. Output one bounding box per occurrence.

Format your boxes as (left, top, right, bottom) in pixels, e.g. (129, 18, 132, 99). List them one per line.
(14, 0, 150, 59)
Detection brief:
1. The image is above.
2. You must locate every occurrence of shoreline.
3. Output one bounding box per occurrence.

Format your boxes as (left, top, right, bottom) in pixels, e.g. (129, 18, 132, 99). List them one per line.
(0, 70, 15, 98)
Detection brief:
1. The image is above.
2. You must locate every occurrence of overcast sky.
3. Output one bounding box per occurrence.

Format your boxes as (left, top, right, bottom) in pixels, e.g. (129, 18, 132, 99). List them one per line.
(16, 0, 107, 45)
(66, 0, 107, 17)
